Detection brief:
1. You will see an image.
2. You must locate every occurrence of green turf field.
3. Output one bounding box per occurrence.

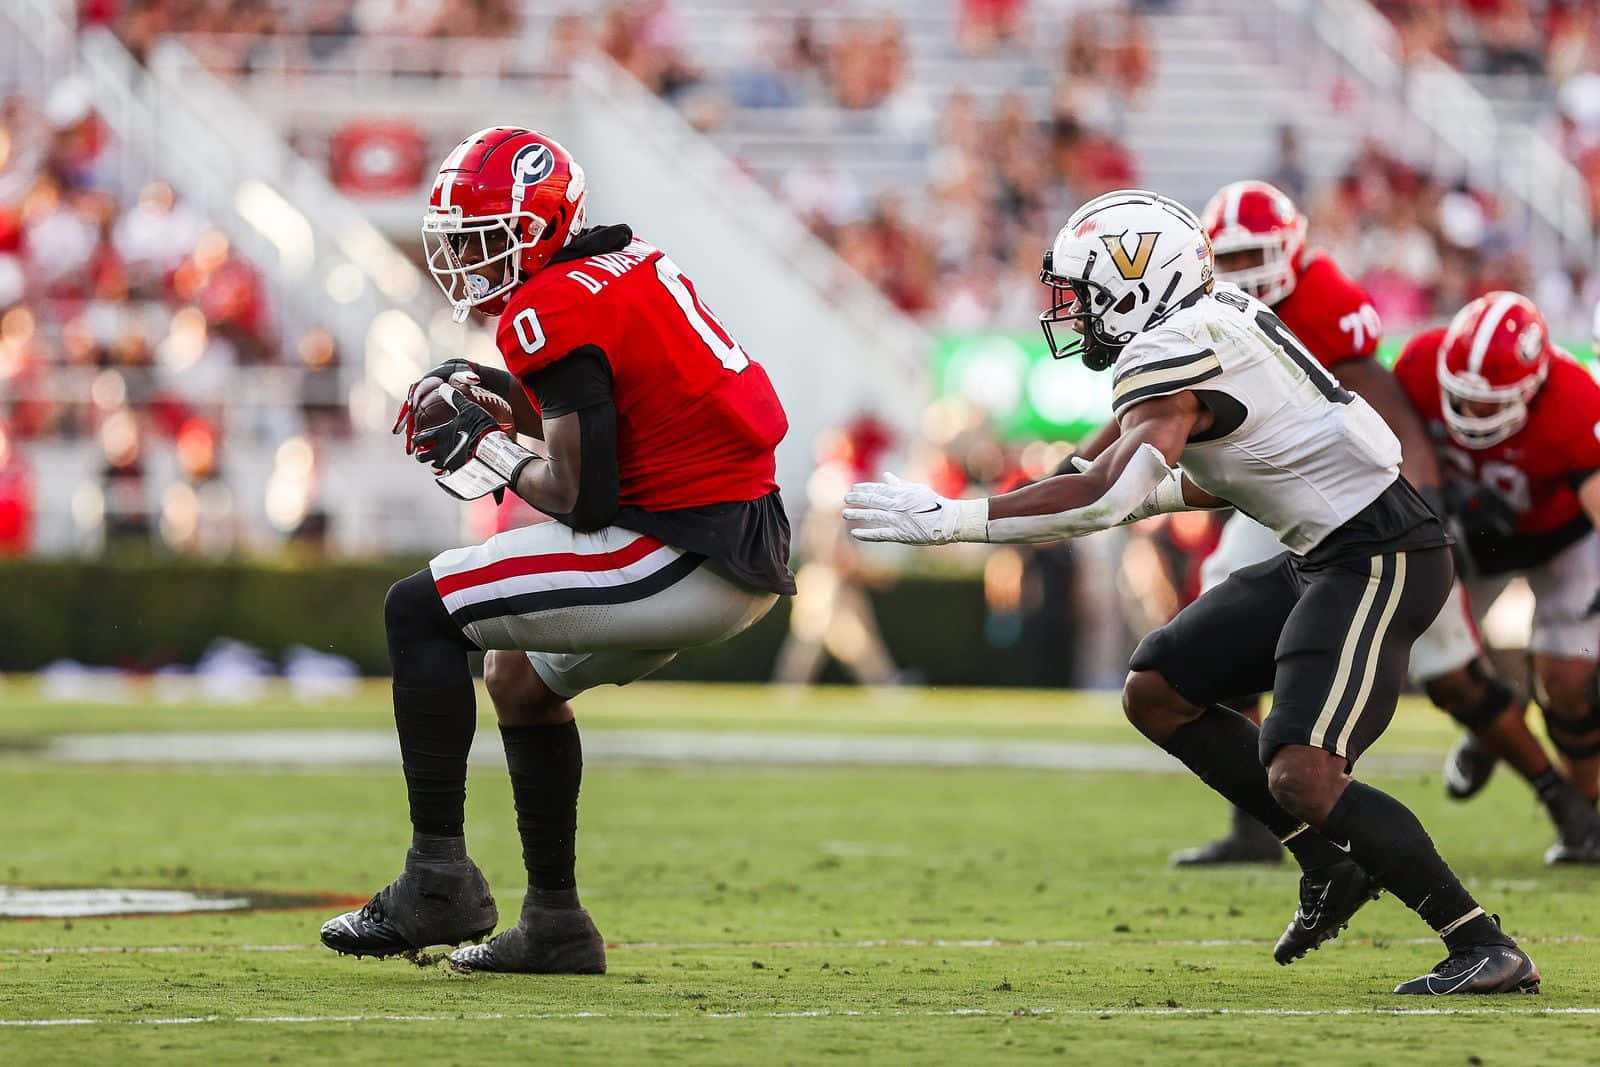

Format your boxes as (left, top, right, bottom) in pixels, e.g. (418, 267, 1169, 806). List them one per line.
(2, 680, 1597, 1064)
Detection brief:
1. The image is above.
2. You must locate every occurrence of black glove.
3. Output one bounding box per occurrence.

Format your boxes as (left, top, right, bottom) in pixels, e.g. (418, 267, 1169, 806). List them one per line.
(1446, 483, 1519, 541)
(393, 359, 474, 454)
(1050, 451, 1081, 478)
(413, 386, 508, 474)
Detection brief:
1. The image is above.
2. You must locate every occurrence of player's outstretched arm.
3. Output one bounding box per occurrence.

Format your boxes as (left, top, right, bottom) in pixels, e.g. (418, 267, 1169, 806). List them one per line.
(844, 393, 1221, 546)
(984, 393, 1213, 542)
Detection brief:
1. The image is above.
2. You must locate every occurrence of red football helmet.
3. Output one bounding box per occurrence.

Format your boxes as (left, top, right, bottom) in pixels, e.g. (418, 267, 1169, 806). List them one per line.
(422, 127, 588, 322)
(1436, 291, 1553, 449)
(1199, 180, 1306, 306)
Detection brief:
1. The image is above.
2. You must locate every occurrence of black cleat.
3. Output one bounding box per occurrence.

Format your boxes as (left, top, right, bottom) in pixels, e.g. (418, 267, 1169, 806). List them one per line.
(321, 853, 498, 958)
(449, 900, 607, 975)
(1394, 933, 1540, 995)
(1541, 781, 1600, 865)
(1273, 858, 1381, 966)
(1172, 807, 1283, 867)
(1443, 734, 1499, 801)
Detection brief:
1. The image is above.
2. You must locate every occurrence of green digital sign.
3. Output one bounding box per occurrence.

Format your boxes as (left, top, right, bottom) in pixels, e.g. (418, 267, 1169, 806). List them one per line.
(933, 333, 1599, 445)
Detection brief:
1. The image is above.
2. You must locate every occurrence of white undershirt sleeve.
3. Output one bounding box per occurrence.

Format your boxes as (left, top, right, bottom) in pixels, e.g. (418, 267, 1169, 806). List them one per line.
(985, 444, 1176, 544)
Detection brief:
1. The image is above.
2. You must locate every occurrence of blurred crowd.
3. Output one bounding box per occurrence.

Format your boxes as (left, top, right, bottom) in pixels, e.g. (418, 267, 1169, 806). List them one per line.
(1298, 137, 1600, 335)
(0, 79, 347, 556)
(755, 11, 1152, 325)
(1375, 1, 1600, 272)
(94, 0, 1600, 338)
(1376, 0, 1595, 77)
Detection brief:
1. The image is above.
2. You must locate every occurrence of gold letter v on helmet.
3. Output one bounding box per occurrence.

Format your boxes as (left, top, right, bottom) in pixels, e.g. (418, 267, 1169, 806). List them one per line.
(1100, 231, 1160, 280)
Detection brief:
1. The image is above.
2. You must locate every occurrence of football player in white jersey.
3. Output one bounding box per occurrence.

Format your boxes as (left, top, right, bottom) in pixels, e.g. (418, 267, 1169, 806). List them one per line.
(844, 190, 1539, 996)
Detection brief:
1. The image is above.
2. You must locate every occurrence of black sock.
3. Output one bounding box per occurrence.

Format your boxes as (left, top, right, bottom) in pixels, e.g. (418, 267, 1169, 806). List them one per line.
(394, 682, 477, 837)
(385, 570, 479, 839)
(1322, 780, 1510, 950)
(501, 720, 584, 906)
(1162, 707, 1345, 871)
(1530, 767, 1565, 805)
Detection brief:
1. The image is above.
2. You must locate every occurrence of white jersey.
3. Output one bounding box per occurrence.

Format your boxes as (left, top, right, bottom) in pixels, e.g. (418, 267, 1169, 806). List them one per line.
(1109, 282, 1400, 554)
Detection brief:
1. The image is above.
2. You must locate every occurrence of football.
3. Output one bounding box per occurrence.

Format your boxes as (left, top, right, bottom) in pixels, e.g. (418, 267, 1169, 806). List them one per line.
(412, 373, 516, 437)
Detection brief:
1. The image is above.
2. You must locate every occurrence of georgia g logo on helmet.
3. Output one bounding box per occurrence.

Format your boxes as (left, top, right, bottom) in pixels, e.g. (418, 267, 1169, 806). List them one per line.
(510, 143, 555, 188)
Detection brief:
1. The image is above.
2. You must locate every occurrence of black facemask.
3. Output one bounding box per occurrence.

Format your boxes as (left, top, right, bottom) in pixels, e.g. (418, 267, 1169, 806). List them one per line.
(1038, 272, 1125, 372)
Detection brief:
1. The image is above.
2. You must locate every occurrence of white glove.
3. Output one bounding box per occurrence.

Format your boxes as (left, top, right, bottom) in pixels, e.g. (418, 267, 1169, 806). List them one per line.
(843, 473, 989, 545)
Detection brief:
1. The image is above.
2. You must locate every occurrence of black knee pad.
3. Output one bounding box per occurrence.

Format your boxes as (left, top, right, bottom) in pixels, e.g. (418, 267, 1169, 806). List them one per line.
(1531, 668, 1600, 760)
(385, 569, 476, 686)
(1424, 659, 1514, 731)
(1543, 705, 1600, 761)
(386, 569, 455, 641)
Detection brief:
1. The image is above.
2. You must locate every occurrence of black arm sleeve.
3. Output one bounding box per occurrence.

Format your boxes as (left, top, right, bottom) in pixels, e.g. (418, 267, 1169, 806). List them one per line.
(467, 362, 517, 400)
(525, 348, 619, 532)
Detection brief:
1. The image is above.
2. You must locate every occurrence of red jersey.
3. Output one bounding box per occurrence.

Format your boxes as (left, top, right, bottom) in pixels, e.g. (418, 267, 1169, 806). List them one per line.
(1273, 252, 1382, 369)
(1395, 328, 1600, 571)
(497, 235, 788, 512)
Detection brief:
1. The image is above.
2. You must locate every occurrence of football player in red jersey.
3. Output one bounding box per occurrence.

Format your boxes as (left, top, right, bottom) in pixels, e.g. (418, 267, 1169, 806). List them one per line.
(1074, 181, 1456, 865)
(1393, 293, 1600, 863)
(321, 128, 796, 971)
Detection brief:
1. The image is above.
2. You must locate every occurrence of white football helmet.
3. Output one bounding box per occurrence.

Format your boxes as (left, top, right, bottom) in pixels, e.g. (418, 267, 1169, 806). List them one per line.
(1040, 190, 1214, 370)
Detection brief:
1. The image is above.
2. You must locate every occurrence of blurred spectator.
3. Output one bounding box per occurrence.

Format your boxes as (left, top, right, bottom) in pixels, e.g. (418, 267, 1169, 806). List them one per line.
(829, 18, 907, 112)
(113, 181, 205, 291)
(0, 421, 32, 555)
(97, 406, 152, 549)
(960, 0, 1026, 54)
(774, 416, 900, 686)
(603, 1, 699, 101)
(1266, 124, 1309, 204)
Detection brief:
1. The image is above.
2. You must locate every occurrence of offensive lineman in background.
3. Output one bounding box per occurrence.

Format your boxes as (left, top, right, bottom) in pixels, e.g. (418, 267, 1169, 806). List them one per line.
(1393, 293, 1600, 863)
(320, 128, 794, 973)
(1070, 181, 1598, 865)
(847, 189, 1539, 994)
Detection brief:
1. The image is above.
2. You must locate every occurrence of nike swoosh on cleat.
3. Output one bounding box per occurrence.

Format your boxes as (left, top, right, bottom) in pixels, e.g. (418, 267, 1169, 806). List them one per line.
(1332, 840, 1353, 853)
(1302, 881, 1335, 926)
(1425, 957, 1489, 995)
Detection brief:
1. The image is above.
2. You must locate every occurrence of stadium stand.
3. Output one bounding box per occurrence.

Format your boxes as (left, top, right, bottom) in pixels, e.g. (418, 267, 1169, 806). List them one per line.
(5, 0, 1597, 561)
(149, 1, 1595, 338)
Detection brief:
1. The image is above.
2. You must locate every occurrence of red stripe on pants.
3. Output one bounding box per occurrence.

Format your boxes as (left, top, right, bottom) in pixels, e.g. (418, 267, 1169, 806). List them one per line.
(434, 534, 665, 598)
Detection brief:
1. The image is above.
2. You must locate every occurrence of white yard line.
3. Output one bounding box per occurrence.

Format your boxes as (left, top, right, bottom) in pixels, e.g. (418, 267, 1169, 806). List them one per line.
(4, 1007, 1598, 1027)
(7, 934, 1600, 956)
(39, 729, 1440, 775)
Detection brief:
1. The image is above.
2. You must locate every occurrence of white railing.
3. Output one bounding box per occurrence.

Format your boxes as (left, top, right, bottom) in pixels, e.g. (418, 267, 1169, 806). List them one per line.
(1242, 0, 1593, 261)
(575, 55, 931, 383)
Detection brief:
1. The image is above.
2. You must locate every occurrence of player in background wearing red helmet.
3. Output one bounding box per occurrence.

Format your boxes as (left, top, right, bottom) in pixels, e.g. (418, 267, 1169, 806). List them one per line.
(1393, 293, 1600, 863)
(321, 128, 795, 971)
(1072, 181, 1464, 864)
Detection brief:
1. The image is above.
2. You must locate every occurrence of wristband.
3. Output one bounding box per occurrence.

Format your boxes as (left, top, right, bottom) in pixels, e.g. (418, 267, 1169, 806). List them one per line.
(955, 497, 990, 543)
(473, 430, 538, 485)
